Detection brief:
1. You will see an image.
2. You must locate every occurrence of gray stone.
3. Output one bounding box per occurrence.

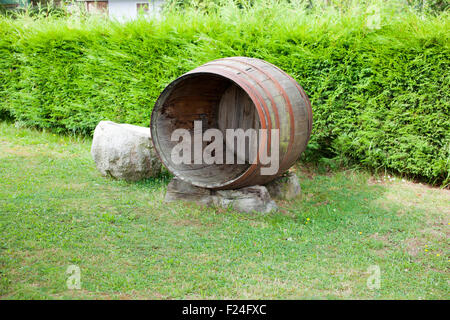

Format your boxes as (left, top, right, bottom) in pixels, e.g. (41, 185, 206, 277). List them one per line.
(164, 177, 216, 206)
(164, 178, 277, 213)
(214, 186, 277, 213)
(91, 121, 162, 181)
(265, 172, 301, 200)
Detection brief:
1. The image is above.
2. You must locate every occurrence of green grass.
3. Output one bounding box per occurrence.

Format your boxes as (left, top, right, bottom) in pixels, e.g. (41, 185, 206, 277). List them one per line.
(0, 121, 448, 299)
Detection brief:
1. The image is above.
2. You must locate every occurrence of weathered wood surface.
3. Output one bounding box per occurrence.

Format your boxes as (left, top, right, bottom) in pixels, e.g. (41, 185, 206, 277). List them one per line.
(151, 57, 312, 189)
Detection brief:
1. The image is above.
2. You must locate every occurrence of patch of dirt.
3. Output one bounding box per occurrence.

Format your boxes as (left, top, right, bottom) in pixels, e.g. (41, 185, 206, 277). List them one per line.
(368, 232, 392, 257)
(369, 232, 390, 242)
(292, 163, 318, 180)
(0, 145, 71, 160)
(0, 146, 38, 158)
(370, 177, 450, 223)
(313, 200, 330, 207)
(248, 220, 269, 228)
(51, 289, 169, 300)
(52, 182, 90, 191)
(370, 230, 441, 259)
(336, 283, 353, 298)
(420, 225, 448, 240)
(404, 238, 425, 257)
(168, 218, 208, 228)
(367, 176, 386, 186)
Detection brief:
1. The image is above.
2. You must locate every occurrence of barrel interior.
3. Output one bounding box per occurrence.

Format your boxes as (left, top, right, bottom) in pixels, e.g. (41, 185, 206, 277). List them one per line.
(153, 73, 261, 188)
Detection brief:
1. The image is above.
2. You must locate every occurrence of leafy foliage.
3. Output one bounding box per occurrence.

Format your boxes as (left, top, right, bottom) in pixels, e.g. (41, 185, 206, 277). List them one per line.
(0, 1, 449, 184)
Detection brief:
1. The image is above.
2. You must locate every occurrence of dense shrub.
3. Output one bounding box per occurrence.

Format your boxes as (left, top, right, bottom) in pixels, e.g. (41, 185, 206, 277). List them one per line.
(0, 2, 449, 185)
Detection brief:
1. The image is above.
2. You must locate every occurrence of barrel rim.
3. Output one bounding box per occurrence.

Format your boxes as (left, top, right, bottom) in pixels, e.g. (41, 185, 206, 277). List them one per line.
(150, 70, 267, 189)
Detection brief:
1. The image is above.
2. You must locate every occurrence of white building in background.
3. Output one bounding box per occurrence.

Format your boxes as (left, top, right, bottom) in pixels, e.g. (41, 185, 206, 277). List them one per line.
(109, 0, 164, 21)
(77, 0, 164, 21)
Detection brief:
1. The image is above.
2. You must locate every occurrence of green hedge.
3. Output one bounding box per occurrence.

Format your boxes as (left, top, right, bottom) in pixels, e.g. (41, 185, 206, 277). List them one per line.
(1, 4, 449, 185)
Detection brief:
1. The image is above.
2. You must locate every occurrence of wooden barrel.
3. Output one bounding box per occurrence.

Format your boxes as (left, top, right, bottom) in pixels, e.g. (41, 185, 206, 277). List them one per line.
(150, 57, 312, 189)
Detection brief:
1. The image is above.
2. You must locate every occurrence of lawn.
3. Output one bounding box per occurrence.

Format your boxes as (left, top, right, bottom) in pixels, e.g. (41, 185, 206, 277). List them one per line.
(0, 121, 448, 299)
